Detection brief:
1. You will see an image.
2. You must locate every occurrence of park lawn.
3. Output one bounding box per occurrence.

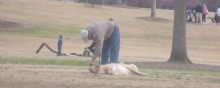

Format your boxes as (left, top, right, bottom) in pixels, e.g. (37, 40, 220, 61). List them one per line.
(0, 0, 220, 88)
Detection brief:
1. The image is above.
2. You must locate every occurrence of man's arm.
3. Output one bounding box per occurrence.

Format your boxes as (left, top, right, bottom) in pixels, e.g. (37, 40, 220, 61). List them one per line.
(88, 42, 95, 49)
(90, 57, 96, 66)
(89, 39, 103, 66)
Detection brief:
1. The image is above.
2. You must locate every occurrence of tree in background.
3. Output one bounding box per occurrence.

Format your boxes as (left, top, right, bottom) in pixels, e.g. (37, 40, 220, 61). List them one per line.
(167, 0, 192, 64)
(91, 0, 94, 7)
(217, 0, 220, 6)
(151, 0, 156, 18)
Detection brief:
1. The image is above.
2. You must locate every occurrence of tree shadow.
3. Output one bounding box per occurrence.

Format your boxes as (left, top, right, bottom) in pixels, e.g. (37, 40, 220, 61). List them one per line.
(136, 16, 172, 22)
(0, 20, 24, 30)
(128, 61, 220, 71)
(84, 5, 102, 8)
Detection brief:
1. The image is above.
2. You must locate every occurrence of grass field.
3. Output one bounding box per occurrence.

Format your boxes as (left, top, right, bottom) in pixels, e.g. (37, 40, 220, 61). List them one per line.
(0, 0, 220, 88)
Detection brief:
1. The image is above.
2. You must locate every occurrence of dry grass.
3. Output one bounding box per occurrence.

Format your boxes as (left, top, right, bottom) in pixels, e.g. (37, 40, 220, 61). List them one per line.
(1, 0, 219, 65)
(0, 0, 220, 88)
(0, 64, 220, 88)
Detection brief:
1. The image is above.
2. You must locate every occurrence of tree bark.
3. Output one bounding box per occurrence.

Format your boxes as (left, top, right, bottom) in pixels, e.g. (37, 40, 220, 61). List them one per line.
(151, 0, 156, 18)
(167, 0, 192, 64)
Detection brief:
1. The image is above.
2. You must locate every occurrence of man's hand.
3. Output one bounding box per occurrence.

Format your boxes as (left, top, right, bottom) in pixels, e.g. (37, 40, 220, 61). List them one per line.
(89, 61, 94, 66)
(89, 57, 96, 66)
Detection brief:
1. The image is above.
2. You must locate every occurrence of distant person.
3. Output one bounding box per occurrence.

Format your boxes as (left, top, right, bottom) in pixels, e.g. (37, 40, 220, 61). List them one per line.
(212, 15, 217, 25)
(57, 35, 63, 56)
(216, 6, 220, 25)
(202, 3, 208, 25)
(195, 2, 203, 25)
(192, 8, 197, 23)
(212, 6, 219, 25)
(186, 9, 192, 22)
(80, 20, 120, 66)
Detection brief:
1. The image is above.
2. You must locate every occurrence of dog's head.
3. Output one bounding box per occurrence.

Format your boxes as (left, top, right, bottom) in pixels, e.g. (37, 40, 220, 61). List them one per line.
(88, 65, 100, 73)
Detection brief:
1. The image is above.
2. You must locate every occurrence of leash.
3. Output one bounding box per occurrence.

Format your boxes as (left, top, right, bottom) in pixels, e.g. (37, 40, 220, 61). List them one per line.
(98, 56, 101, 65)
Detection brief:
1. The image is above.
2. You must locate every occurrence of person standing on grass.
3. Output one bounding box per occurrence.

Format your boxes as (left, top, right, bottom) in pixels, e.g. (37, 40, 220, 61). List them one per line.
(80, 19, 120, 66)
(212, 6, 219, 25)
(57, 35, 63, 56)
(193, 8, 197, 23)
(195, 2, 203, 25)
(202, 3, 208, 25)
(216, 6, 220, 25)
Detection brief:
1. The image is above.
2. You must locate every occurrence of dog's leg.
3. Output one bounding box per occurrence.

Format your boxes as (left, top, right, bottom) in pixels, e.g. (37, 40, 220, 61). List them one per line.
(129, 64, 138, 70)
(126, 66, 148, 76)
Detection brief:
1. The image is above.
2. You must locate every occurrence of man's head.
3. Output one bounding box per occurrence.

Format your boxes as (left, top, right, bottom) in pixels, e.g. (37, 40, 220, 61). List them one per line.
(109, 18, 113, 22)
(80, 30, 92, 43)
(202, 3, 206, 7)
(59, 35, 63, 39)
(80, 30, 88, 43)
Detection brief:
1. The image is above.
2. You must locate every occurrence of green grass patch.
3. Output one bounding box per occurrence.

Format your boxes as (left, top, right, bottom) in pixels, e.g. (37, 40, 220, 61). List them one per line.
(138, 66, 220, 77)
(0, 56, 98, 66)
(122, 33, 172, 40)
(1, 9, 25, 16)
(0, 22, 83, 39)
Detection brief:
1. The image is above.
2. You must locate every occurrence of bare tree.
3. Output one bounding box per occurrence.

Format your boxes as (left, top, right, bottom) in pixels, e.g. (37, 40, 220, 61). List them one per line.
(151, 0, 156, 18)
(91, 0, 94, 7)
(167, 0, 192, 64)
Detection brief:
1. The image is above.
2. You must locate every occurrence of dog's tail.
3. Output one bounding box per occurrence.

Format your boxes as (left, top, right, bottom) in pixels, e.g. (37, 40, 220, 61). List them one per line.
(126, 64, 148, 76)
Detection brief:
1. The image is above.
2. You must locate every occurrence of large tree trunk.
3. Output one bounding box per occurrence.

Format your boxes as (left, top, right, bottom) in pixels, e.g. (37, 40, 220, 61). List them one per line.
(151, 0, 156, 18)
(167, 0, 192, 64)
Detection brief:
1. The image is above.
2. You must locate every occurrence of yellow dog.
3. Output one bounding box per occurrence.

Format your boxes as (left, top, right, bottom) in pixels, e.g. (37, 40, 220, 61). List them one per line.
(89, 63, 148, 76)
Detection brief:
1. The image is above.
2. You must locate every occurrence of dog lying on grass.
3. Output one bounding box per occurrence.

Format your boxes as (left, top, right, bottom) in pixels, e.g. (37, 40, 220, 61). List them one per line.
(89, 63, 148, 76)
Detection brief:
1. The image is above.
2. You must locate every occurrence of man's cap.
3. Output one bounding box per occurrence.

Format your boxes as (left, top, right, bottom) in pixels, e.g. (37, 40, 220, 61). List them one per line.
(80, 30, 88, 43)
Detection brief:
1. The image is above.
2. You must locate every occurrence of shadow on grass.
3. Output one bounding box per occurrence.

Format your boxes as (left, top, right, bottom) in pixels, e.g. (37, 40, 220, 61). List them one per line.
(136, 16, 172, 22)
(128, 62, 220, 71)
(0, 57, 98, 66)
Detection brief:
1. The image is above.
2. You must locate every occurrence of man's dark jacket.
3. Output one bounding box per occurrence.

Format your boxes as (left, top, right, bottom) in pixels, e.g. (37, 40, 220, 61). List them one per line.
(195, 4, 203, 13)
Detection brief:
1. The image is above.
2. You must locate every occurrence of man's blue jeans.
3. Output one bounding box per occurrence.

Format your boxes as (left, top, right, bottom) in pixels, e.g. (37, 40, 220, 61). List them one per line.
(101, 24, 120, 65)
(57, 46, 61, 56)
